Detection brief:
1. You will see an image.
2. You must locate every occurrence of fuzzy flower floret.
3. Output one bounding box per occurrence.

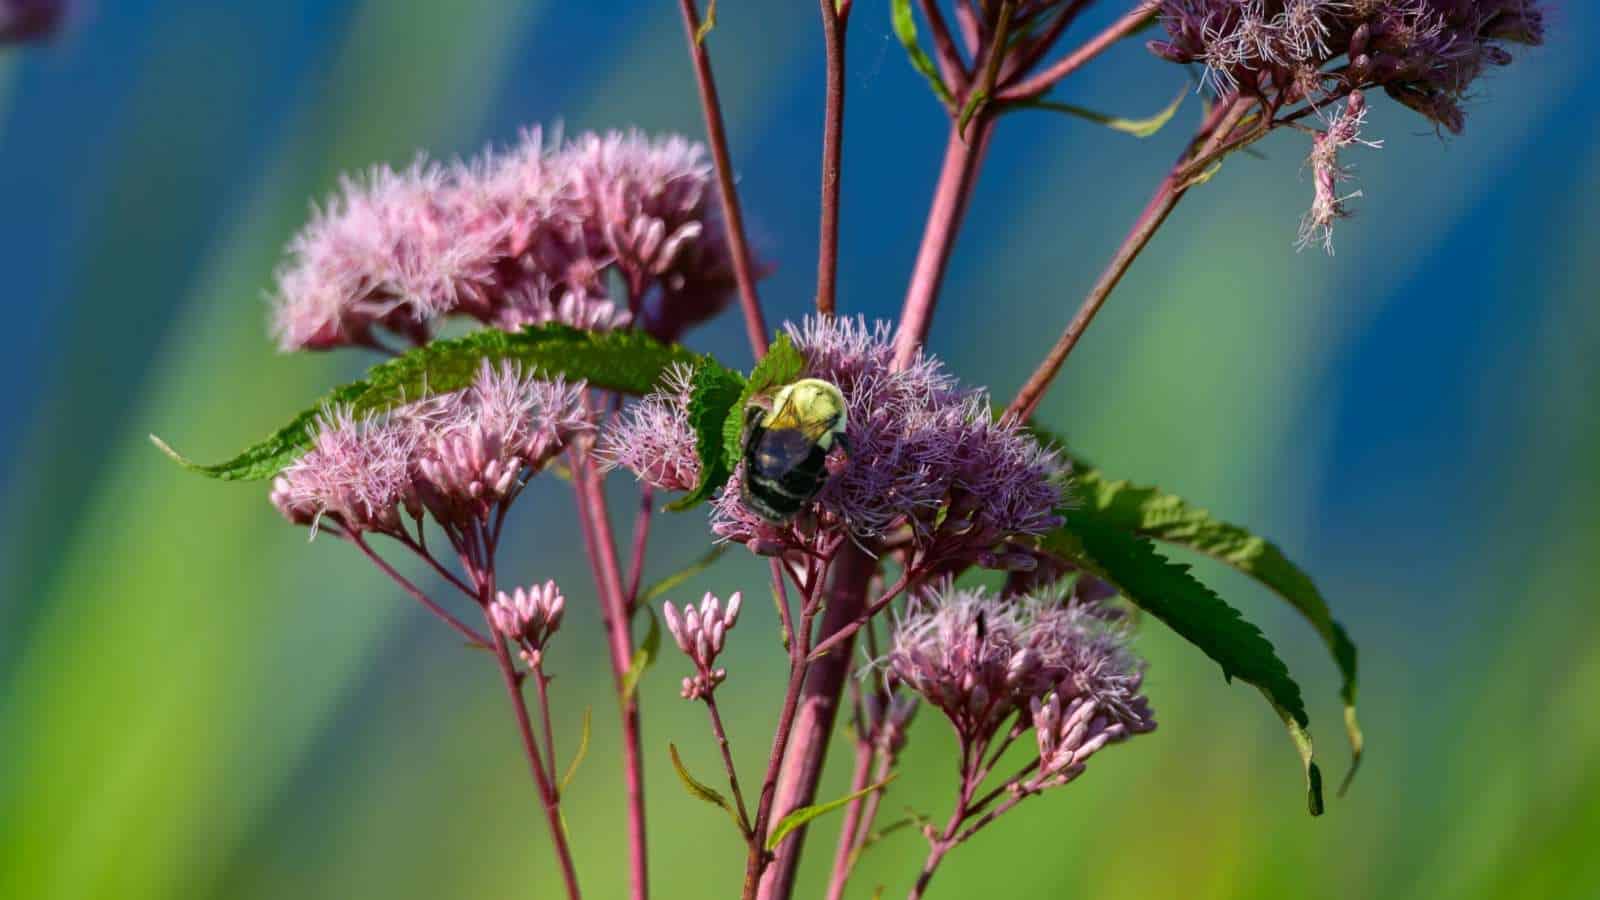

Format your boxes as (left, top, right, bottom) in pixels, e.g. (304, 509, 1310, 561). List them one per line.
(884, 583, 1153, 744)
(271, 160, 502, 351)
(598, 362, 701, 493)
(271, 362, 589, 533)
(710, 316, 1066, 558)
(270, 408, 419, 535)
(411, 361, 590, 527)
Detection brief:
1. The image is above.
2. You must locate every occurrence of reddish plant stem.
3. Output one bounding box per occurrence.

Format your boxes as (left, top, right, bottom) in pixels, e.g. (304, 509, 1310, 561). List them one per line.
(805, 570, 911, 661)
(998, 0, 1159, 102)
(487, 618, 584, 900)
(906, 745, 984, 900)
(533, 664, 559, 790)
(705, 693, 754, 832)
(624, 487, 654, 610)
(891, 117, 996, 369)
(916, 0, 969, 91)
(570, 454, 651, 900)
(1006, 97, 1252, 422)
(675, 0, 769, 356)
(741, 559, 823, 900)
(822, 740, 876, 900)
(348, 533, 490, 648)
(815, 0, 850, 317)
(756, 544, 878, 900)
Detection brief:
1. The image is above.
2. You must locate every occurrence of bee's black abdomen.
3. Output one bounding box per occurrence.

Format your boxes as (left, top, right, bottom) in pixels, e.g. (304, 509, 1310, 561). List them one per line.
(742, 425, 832, 523)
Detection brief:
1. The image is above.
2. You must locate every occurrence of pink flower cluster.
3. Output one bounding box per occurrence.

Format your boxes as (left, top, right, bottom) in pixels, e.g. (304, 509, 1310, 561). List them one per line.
(883, 583, 1154, 749)
(271, 128, 740, 352)
(270, 361, 590, 535)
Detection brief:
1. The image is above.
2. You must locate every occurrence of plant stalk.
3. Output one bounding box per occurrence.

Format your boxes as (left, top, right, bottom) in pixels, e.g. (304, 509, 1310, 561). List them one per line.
(756, 544, 878, 900)
(675, 0, 770, 356)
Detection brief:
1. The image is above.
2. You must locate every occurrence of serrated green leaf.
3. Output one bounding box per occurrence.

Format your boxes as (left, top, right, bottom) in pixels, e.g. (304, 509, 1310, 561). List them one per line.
(695, 0, 717, 44)
(1045, 511, 1324, 815)
(640, 544, 730, 606)
(620, 605, 662, 703)
(1070, 467, 1363, 792)
(720, 332, 806, 466)
(668, 743, 745, 833)
(1014, 86, 1186, 139)
(765, 774, 897, 851)
(890, 0, 954, 108)
(561, 706, 592, 793)
(666, 361, 746, 512)
(155, 324, 706, 482)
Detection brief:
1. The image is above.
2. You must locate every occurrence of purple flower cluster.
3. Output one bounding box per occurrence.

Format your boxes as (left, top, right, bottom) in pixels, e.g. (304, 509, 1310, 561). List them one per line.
(0, 0, 66, 43)
(270, 361, 590, 535)
(609, 316, 1066, 564)
(271, 128, 740, 352)
(1150, 0, 1545, 134)
(882, 583, 1155, 749)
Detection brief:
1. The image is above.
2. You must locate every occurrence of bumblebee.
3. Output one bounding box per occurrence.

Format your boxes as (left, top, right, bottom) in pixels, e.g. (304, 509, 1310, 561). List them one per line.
(740, 378, 849, 522)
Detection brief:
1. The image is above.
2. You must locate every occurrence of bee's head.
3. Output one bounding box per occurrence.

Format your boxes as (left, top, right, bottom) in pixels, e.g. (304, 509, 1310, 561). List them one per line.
(763, 378, 849, 450)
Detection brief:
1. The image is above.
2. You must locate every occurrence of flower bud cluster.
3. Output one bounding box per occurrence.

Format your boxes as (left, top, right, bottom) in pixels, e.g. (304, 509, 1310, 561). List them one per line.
(1030, 694, 1133, 786)
(490, 580, 567, 666)
(662, 591, 742, 700)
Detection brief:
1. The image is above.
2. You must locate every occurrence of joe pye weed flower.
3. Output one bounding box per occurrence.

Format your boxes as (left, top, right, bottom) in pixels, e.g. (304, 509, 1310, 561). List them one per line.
(156, 0, 1555, 897)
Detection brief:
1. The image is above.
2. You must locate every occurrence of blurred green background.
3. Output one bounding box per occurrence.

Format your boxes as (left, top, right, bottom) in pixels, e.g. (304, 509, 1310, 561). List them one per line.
(3, 2, 1597, 898)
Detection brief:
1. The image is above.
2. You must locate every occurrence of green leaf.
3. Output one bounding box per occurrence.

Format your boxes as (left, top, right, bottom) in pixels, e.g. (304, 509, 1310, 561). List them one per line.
(640, 544, 731, 606)
(666, 360, 747, 512)
(620, 605, 662, 703)
(890, 0, 954, 108)
(765, 774, 897, 851)
(1014, 86, 1186, 139)
(1045, 511, 1324, 815)
(561, 706, 592, 793)
(695, 0, 717, 45)
(668, 743, 745, 833)
(957, 89, 988, 139)
(720, 332, 806, 466)
(154, 324, 706, 482)
(1070, 467, 1363, 792)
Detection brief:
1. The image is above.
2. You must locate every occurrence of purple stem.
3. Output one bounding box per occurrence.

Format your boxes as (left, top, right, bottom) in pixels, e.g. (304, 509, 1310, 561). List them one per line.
(571, 454, 651, 900)
(1006, 97, 1252, 422)
(675, 0, 770, 356)
(347, 533, 490, 648)
(756, 544, 878, 900)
